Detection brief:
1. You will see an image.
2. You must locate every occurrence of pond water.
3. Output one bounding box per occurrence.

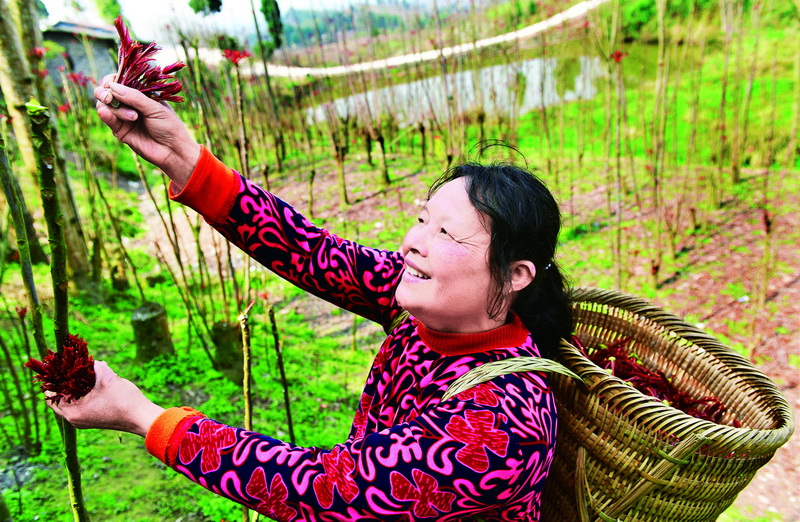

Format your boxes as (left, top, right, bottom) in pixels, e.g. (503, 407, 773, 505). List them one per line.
(308, 56, 606, 127)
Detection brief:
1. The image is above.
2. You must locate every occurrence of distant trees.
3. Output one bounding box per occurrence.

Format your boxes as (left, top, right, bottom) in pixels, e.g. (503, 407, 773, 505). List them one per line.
(93, 0, 121, 20)
(188, 0, 222, 15)
(260, 0, 282, 56)
(282, 9, 411, 48)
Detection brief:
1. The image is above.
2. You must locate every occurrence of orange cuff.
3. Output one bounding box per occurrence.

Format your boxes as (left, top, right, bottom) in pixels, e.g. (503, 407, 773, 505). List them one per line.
(145, 407, 205, 466)
(168, 145, 241, 224)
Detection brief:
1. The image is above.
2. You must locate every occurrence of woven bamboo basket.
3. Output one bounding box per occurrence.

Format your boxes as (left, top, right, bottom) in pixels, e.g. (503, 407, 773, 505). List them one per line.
(540, 287, 795, 522)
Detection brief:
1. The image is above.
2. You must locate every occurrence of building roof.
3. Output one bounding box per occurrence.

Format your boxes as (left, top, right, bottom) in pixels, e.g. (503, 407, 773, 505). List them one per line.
(43, 20, 117, 41)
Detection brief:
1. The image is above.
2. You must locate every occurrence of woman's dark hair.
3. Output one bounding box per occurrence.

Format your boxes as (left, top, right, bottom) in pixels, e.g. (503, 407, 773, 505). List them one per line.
(428, 162, 572, 358)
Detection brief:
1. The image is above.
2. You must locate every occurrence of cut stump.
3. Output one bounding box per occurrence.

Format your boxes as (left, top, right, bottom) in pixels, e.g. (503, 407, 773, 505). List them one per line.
(212, 321, 243, 384)
(131, 301, 174, 363)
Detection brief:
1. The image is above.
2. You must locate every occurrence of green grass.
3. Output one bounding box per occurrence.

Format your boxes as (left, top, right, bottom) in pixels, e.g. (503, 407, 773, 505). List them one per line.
(719, 505, 786, 521)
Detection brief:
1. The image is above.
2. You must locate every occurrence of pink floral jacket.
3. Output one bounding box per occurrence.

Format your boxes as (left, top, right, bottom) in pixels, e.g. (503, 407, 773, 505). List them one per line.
(144, 147, 558, 521)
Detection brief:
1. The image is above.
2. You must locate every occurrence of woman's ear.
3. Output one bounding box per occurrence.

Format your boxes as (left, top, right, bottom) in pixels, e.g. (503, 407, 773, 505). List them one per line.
(510, 260, 536, 292)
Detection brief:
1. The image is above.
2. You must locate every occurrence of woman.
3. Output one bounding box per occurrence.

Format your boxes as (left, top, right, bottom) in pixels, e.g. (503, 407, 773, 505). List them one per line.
(49, 79, 572, 521)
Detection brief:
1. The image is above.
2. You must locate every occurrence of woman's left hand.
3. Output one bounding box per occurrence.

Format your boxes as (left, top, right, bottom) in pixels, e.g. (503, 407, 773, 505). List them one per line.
(47, 361, 165, 438)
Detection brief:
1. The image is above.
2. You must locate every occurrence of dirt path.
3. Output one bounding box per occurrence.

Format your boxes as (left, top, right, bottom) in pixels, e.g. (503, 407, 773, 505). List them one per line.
(248, 0, 610, 79)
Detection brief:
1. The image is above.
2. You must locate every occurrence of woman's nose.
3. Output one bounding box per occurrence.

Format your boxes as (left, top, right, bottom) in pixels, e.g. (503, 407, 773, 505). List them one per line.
(402, 224, 428, 257)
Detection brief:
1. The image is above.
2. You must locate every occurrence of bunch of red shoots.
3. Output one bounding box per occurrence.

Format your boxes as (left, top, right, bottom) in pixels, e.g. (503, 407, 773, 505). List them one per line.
(574, 336, 740, 427)
(113, 15, 185, 103)
(26, 334, 96, 405)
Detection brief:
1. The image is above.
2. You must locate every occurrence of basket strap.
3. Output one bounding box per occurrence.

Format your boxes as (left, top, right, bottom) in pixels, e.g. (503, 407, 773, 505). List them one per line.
(575, 446, 593, 522)
(384, 309, 410, 335)
(575, 428, 714, 521)
(602, 429, 713, 519)
(441, 356, 582, 402)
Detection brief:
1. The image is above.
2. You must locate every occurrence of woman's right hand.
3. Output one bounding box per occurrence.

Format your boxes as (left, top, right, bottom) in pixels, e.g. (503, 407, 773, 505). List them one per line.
(94, 74, 201, 191)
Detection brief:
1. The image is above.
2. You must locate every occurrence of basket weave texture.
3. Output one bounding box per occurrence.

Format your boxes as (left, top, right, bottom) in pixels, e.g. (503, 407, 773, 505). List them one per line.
(540, 288, 795, 522)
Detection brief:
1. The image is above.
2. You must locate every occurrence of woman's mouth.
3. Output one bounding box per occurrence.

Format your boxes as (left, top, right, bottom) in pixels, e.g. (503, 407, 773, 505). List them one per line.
(404, 266, 431, 280)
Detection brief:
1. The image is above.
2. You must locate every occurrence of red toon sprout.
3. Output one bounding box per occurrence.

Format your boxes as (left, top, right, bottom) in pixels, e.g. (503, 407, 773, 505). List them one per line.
(67, 71, 92, 88)
(610, 50, 629, 63)
(26, 334, 96, 405)
(222, 49, 252, 66)
(573, 335, 740, 427)
(113, 15, 186, 103)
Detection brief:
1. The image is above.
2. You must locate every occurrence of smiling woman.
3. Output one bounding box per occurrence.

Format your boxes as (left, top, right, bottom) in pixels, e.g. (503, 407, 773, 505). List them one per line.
(44, 76, 572, 521)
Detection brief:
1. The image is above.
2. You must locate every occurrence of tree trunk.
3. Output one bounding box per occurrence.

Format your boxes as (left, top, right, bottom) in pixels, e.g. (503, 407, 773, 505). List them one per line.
(0, 0, 37, 184)
(0, 335, 33, 454)
(15, 0, 91, 283)
(55, 167, 91, 284)
(9, 0, 46, 100)
(377, 135, 390, 187)
(365, 131, 374, 166)
(336, 156, 349, 208)
(1, 164, 48, 264)
(0, 122, 48, 357)
(238, 303, 255, 430)
(247, 0, 284, 173)
(0, 489, 11, 522)
(267, 304, 295, 444)
(27, 99, 89, 521)
(0, 0, 49, 265)
(233, 66, 250, 178)
(419, 121, 426, 165)
(307, 167, 315, 218)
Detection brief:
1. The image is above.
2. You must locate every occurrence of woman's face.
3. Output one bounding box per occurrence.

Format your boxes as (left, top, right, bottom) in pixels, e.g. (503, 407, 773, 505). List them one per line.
(396, 178, 505, 333)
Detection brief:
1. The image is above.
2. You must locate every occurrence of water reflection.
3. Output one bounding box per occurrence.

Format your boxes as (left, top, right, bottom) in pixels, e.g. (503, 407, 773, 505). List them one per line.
(308, 56, 605, 126)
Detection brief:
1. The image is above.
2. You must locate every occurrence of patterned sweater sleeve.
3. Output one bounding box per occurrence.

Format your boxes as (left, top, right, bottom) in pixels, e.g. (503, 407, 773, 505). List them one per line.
(145, 375, 557, 521)
(169, 146, 405, 326)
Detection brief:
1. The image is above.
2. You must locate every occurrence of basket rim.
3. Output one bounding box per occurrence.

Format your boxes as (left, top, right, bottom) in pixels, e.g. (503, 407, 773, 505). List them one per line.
(557, 287, 795, 452)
